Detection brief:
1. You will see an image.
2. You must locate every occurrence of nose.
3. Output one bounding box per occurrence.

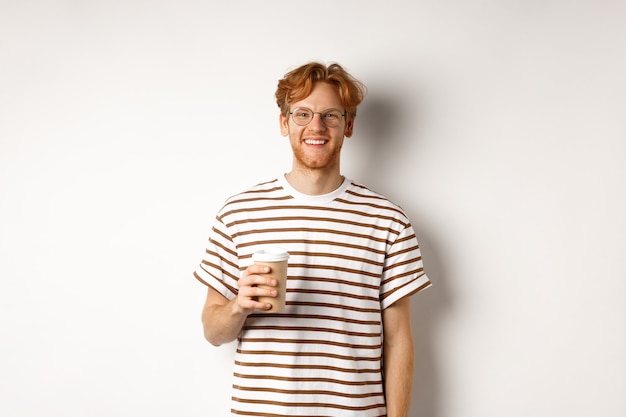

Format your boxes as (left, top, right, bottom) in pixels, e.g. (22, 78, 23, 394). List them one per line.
(308, 113, 327, 130)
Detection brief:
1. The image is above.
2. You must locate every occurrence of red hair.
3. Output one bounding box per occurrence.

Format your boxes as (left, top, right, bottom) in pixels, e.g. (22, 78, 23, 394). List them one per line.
(275, 62, 366, 122)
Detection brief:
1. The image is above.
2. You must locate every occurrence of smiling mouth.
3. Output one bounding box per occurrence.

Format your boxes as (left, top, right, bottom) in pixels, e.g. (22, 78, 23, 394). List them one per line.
(304, 139, 328, 145)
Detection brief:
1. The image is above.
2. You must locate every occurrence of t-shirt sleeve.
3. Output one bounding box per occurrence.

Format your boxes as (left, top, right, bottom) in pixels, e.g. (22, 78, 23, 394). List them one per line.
(380, 223, 431, 310)
(193, 214, 240, 300)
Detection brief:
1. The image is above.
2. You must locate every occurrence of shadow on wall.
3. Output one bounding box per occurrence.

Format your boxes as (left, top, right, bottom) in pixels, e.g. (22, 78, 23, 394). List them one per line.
(352, 91, 411, 191)
(356, 91, 452, 417)
(410, 229, 450, 417)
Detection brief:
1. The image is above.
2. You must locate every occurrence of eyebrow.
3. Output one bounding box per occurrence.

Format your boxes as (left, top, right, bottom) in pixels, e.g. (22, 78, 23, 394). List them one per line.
(291, 107, 343, 112)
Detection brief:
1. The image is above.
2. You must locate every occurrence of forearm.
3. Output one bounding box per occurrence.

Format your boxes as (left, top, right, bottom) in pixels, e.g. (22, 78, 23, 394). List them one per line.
(382, 296, 415, 417)
(202, 295, 248, 346)
(384, 335, 415, 417)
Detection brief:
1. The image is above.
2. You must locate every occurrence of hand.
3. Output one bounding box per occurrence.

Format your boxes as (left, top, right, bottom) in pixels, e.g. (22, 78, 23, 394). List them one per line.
(236, 264, 277, 314)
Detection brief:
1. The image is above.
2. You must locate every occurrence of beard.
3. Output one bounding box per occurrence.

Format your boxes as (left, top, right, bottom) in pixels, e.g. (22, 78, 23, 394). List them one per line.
(290, 141, 343, 171)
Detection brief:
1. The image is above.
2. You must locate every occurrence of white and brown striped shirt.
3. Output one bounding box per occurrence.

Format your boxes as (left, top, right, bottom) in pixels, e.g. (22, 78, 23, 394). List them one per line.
(194, 176, 431, 416)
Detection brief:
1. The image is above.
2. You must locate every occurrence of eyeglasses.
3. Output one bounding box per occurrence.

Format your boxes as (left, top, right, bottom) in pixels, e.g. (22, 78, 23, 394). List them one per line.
(289, 107, 346, 127)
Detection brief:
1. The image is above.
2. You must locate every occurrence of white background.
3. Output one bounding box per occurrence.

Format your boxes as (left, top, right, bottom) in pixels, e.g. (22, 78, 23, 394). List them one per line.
(1, 1, 625, 416)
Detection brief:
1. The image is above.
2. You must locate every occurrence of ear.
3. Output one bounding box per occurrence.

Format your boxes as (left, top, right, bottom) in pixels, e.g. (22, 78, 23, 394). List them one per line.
(279, 113, 289, 137)
(344, 118, 354, 138)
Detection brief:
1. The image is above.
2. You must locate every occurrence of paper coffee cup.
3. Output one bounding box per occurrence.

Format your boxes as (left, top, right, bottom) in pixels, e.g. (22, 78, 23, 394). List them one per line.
(253, 248, 289, 313)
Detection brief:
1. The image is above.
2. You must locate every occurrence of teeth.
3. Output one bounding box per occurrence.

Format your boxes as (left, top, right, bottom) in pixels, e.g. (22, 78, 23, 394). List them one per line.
(305, 139, 326, 145)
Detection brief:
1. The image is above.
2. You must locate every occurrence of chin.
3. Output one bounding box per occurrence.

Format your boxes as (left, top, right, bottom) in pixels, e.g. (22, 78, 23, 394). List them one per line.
(295, 154, 340, 170)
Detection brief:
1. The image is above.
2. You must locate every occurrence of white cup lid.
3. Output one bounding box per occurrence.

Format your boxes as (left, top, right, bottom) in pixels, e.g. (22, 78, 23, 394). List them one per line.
(253, 248, 289, 262)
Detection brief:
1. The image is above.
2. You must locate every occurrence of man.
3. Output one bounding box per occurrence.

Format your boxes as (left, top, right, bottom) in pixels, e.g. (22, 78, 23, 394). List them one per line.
(194, 62, 431, 417)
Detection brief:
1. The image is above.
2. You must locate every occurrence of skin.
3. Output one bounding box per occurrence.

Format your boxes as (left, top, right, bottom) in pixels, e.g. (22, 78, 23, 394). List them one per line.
(279, 82, 354, 195)
(382, 296, 415, 417)
(201, 81, 415, 416)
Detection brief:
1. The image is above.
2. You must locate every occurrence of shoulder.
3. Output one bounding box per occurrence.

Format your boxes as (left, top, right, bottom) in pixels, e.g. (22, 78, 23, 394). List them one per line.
(216, 178, 291, 216)
(343, 180, 410, 222)
(226, 178, 283, 202)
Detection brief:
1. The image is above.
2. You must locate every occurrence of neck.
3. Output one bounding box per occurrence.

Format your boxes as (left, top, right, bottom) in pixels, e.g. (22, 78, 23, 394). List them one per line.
(285, 168, 344, 196)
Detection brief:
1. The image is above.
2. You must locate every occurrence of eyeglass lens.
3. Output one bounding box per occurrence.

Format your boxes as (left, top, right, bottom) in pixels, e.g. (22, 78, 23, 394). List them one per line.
(290, 108, 344, 127)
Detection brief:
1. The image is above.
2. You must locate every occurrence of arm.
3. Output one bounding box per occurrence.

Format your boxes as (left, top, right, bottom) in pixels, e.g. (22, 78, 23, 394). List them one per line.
(382, 296, 415, 417)
(201, 264, 277, 346)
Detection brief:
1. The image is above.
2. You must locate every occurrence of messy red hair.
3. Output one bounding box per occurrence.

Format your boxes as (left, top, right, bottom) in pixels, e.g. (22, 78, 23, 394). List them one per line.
(275, 62, 366, 122)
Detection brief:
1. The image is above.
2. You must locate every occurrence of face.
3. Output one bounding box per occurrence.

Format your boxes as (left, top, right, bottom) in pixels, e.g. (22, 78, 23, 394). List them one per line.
(280, 82, 354, 173)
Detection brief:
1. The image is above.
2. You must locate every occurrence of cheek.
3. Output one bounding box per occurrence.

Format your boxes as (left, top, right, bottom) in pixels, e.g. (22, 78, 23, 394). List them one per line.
(285, 125, 306, 140)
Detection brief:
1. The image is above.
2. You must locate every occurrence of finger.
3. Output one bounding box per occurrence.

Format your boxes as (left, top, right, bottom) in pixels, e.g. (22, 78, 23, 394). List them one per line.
(248, 300, 273, 311)
(239, 285, 277, 299)
(239, 274, 277, 289)
(237, 294, 274, 311)
(245, 264, 272, 276)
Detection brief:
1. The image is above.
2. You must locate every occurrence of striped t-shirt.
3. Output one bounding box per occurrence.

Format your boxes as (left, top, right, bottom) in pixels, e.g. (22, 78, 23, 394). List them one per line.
(194, 176, 431, 416)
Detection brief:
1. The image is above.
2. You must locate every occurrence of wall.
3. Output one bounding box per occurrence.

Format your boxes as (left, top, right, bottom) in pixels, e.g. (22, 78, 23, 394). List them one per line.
(1, 1, 624, 416)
